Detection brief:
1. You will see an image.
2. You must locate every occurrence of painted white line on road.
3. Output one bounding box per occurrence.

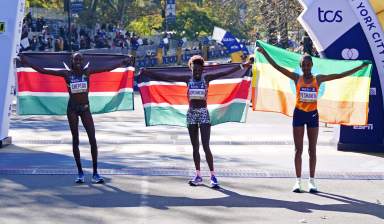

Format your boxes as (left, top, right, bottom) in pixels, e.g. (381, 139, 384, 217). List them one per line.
(139, 176, 149, 223)
(0, 168, 383, 180)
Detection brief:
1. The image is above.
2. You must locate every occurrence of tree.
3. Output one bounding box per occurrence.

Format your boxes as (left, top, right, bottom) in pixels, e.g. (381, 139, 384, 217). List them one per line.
(168, 2, 219, 39)
(78, 0, 160, 28)
(26, 0, 304, 43)
(128, 14, 163, 36)
(246, 0, 302, 46)
(204, 0, 251, 39)
(26, 0, 62, 8)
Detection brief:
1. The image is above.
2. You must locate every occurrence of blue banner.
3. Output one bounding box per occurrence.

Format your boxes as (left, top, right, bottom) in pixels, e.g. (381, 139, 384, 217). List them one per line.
(212, 27, 242, 54)
(71, 0, 84, 13)
(166, 0, 176, 24)
(222, 32, 242, 54)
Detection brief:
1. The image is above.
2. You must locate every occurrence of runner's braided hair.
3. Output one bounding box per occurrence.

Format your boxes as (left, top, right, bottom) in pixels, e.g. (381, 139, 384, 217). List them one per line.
(188, 55, 204, 70)
(300, 54, 313, 66)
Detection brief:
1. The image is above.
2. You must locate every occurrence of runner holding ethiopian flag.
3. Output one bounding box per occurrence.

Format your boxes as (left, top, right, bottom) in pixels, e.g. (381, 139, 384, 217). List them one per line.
(257, 46, 369, 193)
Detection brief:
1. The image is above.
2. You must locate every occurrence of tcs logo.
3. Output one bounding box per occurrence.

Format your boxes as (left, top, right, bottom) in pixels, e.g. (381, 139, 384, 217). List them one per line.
(318, 7, 343, 23)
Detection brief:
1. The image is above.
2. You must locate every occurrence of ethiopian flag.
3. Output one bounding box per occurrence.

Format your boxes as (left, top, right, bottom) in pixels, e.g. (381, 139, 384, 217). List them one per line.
(139, 64, 252, 127)
(17, 53, 135, 115)
(252, 41, 372, 125)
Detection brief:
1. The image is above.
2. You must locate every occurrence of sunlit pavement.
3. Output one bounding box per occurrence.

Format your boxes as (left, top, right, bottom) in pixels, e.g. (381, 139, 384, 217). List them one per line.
(1, 95, 383, 224)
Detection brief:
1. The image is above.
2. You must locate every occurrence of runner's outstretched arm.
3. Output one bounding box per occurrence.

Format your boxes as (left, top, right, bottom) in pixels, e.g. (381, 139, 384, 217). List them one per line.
(316, 62, 370, 85)
(139, 68, 190, 82)
(88, 56, 133, 75)
(204, 63, 250, 82)
(257, 47, 299, 82)
(20, 54, 67, 77)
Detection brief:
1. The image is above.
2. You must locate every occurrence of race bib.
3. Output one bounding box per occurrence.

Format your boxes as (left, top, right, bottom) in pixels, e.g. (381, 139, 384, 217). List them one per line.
(299, 87, 317, 102)
(70, 81, 88, 94)
(188, 81, 206, 100)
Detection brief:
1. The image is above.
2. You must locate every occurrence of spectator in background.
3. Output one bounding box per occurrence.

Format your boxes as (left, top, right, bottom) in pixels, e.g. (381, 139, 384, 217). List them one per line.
(38, 36, 46, 51)
(25, 12, 33, 30)
(80, 35, 87, 50)
(63, 38, 69, 51)
(94, 35, 103, 48)
(302, 32, 313, 56)
(312, 47, 320, 57)
(255, 32, 261, 41)
(47, 37, 53, 51)
(296, 41, 304, 54)
(54, 38, 61, 52)
(163, 34, 169, 56)
(85, 35, 91, 49)
(137, 36, 143, 46)
(143, 38, 148, 45)
(59, 26, 66, 39)
(30, 35, 38, 51)
(108, 24, 114, 32)
(36, 18, 42, 32)
(131, 35, 139, 50)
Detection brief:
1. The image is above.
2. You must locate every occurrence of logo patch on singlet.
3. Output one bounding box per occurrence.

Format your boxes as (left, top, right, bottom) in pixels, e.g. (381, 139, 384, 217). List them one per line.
(188, 81, 206, 100)
(299, 87, 317, 102)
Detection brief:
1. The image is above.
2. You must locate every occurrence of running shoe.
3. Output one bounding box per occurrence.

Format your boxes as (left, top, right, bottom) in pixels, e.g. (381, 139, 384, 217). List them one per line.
(308, 179, 318, 193)
(75, 173, 85, 184)
(188, 175, 203, 186)
(292, 180, 303, 193)
(210, 175, 219, 188)
(92, 173, 104, 184)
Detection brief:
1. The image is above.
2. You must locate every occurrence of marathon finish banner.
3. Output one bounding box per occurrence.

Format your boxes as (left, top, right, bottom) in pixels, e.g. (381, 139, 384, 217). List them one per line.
(138, 64, 252, 127)
(298, 0, 384, 152)
(17, 53, 135, 115)
(0, 0, 25, 145)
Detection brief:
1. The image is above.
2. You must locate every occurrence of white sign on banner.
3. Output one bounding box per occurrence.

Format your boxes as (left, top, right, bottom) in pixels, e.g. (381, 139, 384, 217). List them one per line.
(0, 0, 25, 147)
(20, 37, 29, 48)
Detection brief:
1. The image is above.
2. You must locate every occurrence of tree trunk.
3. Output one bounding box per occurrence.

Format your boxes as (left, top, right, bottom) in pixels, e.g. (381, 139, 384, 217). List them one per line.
(278, 0, 289, 48)
(91, 0, 98, 13)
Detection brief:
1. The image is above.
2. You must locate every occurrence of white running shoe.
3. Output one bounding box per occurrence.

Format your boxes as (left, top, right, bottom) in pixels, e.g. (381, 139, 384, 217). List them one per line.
(210, 175, 219, 188)
(308, 179, 318, 193)
(75, 173, 85, 184)
(292, 180, 303, 193)
(188, 175, 203, 186)
(92, 173, 104, 184)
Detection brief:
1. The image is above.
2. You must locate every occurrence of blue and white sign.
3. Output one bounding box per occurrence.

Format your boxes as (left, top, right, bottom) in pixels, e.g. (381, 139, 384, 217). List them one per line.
(298, 0, 384, 152)
(0, 0, 25, 147)
(71, 0, 84, 13)
(166, 0, 176, 24)
(212, 27, 242, 54)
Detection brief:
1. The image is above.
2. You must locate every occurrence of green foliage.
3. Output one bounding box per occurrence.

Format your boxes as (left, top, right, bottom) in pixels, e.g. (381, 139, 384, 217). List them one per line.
(128, 15, 163, 36)
(25, 0, 303, 41)
(167, 2, 218, 39)
(26, 0, 62, 9)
